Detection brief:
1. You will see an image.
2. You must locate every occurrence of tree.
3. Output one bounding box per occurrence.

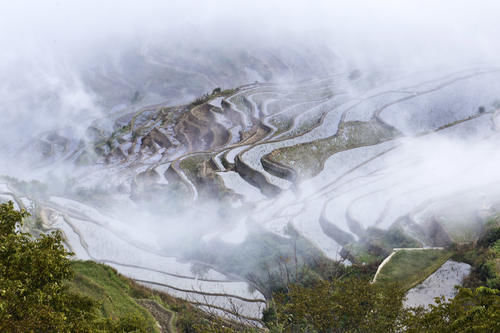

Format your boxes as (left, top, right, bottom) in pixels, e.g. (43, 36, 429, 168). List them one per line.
(267, 277, 405, 332)
(0, 201, 98, 332)
(265, 275, 500, 333)
(404, 286, 500, 333)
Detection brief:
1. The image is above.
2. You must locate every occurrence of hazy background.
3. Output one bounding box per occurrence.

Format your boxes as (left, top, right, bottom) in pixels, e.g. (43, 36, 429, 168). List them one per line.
(2, 0, 500, 190)
(2, 0, 500, 118)
(1, 0, 500, 283)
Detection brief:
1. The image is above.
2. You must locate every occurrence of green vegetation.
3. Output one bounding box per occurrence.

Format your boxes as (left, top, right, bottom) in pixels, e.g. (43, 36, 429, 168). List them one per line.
(454, 216, 500, 289)
(178, 154, 236, 201)
(94, 121, 132, 151)
(376, 249, 453, 290)
(369, 227, 422, 249)
(343, 226, 422, 265)
(269, 115, 294, 136)
(191, 88, 238, 106)
(403, 286, 500, 333)
(191, 225, 345, 298)
(263, 244, 499, 333)
(0, 201, 152, 332)
(68, 261, 265, 333)
(179, 154, 210, 182)
(283, 112, 324, 138)
(437, 216, 484, 243)
(67, 261, 158, 331)
(345, 243, 383, 264)
(267, 278, 405, 332)
(0, 201, 264, 332)
(2, 200, 500, 332)
(267, 119, 400, 179)
(0, 201, 91, 332)
(263, 279, 500, 333)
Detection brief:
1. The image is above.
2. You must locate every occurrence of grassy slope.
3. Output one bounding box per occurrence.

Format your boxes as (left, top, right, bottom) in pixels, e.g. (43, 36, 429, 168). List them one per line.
(376, 249, 453, 291)
(67, 261, 160, 332)
(66, 260, 247, 333)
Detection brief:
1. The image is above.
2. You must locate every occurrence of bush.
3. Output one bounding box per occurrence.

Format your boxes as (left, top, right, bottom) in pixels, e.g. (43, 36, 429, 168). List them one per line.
(269, 277, 405, 332)
(0, 201, 151, 332)
(0, 201, 96, 332)
(477, 226, 500, 248)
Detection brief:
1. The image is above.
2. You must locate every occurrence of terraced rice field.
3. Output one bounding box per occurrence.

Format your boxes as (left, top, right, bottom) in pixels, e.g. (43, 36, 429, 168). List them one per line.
(3, 66, 500, 322)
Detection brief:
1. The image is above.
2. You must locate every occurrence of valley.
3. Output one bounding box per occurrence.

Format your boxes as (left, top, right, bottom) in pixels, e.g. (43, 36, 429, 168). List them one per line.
(3, 66, 500, 324)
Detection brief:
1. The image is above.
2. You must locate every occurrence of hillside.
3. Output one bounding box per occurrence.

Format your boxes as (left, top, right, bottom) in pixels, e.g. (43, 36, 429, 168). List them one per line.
(3, 1, 500, 332)
(2, 66, 500, 324)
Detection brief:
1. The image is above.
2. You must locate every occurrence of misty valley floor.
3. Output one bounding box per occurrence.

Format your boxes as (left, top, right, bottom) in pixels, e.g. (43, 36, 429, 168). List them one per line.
(3, 66, 500, 324)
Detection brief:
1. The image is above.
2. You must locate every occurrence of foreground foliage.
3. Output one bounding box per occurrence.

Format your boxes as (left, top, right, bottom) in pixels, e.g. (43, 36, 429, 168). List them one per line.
(262, 279, 500, 333)
(403, 286, 500, 333)
(0, 201, 150, 332)
(67, 261, 159, 332)
(260, 219, 500, 333)
(266, 278, 405, 332)
(455, 217, 500, 290)
(2, 200, 499, 332)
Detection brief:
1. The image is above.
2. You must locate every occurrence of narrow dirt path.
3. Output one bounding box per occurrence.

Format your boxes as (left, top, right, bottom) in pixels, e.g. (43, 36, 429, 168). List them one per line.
(137, 299, 176, 333)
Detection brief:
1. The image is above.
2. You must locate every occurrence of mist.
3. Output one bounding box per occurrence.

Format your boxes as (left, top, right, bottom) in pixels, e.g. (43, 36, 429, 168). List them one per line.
(3, 0, 500, 130)
(1, 0, 500, 321)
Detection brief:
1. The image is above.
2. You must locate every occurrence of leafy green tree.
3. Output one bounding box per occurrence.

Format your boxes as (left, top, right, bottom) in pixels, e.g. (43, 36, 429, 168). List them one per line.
(0, 201, 97, 332)
(0, 201, 151, 332)
(267, 277, 405, 332)
(404, 286, 500, 333)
